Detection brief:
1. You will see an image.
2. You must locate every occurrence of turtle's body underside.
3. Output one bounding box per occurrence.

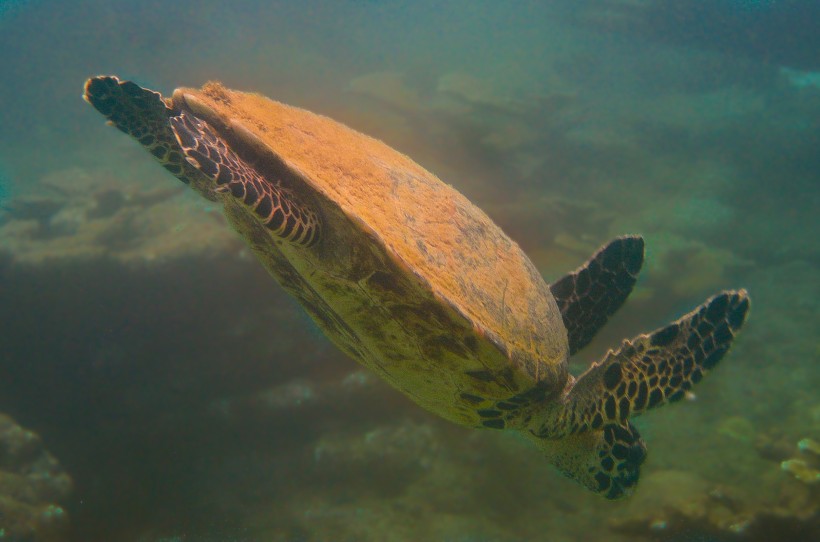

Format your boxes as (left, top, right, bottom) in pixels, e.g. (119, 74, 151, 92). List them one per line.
(84, 76, 749, 499)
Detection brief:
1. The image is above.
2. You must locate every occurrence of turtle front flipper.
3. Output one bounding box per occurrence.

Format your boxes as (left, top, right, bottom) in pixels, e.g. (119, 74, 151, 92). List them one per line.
(550, 236, 644, 355)
(169, 112, 321, 247)
(83, 77, 206, 194)
(528, 289, 749, 499)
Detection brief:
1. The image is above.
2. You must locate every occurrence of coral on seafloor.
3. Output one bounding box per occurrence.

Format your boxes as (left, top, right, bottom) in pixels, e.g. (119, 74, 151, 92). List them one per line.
(346, 71, 422, 112)
(612, 432, 820, 541)
(609, 467, 819, 541)
(312, 421, 441, 492)
(637, 231, 753, 300)
(345, 69, 577, 176)
(436, 72, 527, 115)
(0, 166, 236, 265)
(782, 438, 820, 484)
(0, 413, 72, 542)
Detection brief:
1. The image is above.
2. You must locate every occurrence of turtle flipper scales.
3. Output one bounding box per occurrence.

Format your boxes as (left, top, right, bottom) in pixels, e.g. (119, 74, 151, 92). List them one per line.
(569, 289, 750, 421)
(550, 236, 644, 355)
(169, 112, 321, 247)
(83, 76, 216, 200)
(528, 289, 749, 499)
(535, 419, 646, 500)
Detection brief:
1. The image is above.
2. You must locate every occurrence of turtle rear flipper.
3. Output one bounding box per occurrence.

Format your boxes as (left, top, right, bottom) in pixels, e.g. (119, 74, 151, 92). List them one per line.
(550, 236, 644, 355)
(170, 112, 321, 247)
(571, 289, 750, 420)
(536, 419, 646, 500)
(530, 289, 749, 498)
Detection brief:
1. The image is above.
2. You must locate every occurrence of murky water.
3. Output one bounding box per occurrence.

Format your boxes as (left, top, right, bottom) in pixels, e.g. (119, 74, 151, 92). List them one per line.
(1, 1, 818, 540)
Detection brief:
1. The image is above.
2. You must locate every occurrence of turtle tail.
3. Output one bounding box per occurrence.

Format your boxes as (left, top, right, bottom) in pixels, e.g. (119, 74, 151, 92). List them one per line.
(526, 289, 750, 499)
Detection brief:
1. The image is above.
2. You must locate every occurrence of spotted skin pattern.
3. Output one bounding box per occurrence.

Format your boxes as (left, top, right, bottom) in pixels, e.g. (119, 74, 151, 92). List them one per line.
(82, 76, 217, 201)
(474, 236, 644, 431)
(550, 235, 644, 356)
(527, 289, 750, 498)
(84, 76, 752, 501)
(467, 382, 550, 431)
(170, 112, 321, 247)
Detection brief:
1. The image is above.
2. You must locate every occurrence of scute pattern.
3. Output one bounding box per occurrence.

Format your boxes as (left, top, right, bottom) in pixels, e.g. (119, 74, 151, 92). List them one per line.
(582, 290, 749, 424)
(170, 112, 321, 247)
(550, 236, 644, 355)
(474, 383, 552, 430)
(84, 76, 754, 501)
(542, 290, 750, 439)
(527, 289, 749, 499)
(83, 76, 217, 200)
(593, 421, 646, 499)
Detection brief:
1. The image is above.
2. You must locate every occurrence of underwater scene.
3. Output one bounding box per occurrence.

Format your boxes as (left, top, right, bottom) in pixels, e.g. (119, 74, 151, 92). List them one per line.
(0, 0, 818, 540)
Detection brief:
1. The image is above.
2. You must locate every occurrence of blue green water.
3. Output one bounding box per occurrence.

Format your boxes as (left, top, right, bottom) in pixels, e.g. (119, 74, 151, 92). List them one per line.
(0, 1, 818, 541)
(0, 168, 10, 207)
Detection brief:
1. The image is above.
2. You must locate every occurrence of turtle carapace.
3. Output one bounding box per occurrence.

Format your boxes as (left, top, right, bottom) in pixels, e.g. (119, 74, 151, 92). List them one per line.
(83, 76, 750, 499)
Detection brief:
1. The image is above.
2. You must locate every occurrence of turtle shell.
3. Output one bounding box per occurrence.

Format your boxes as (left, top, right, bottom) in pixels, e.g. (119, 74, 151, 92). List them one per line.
(172, 82, 569, 427)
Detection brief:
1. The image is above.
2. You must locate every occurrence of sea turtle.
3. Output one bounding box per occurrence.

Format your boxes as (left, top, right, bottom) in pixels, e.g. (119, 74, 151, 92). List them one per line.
(83, 76, 749, 499)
